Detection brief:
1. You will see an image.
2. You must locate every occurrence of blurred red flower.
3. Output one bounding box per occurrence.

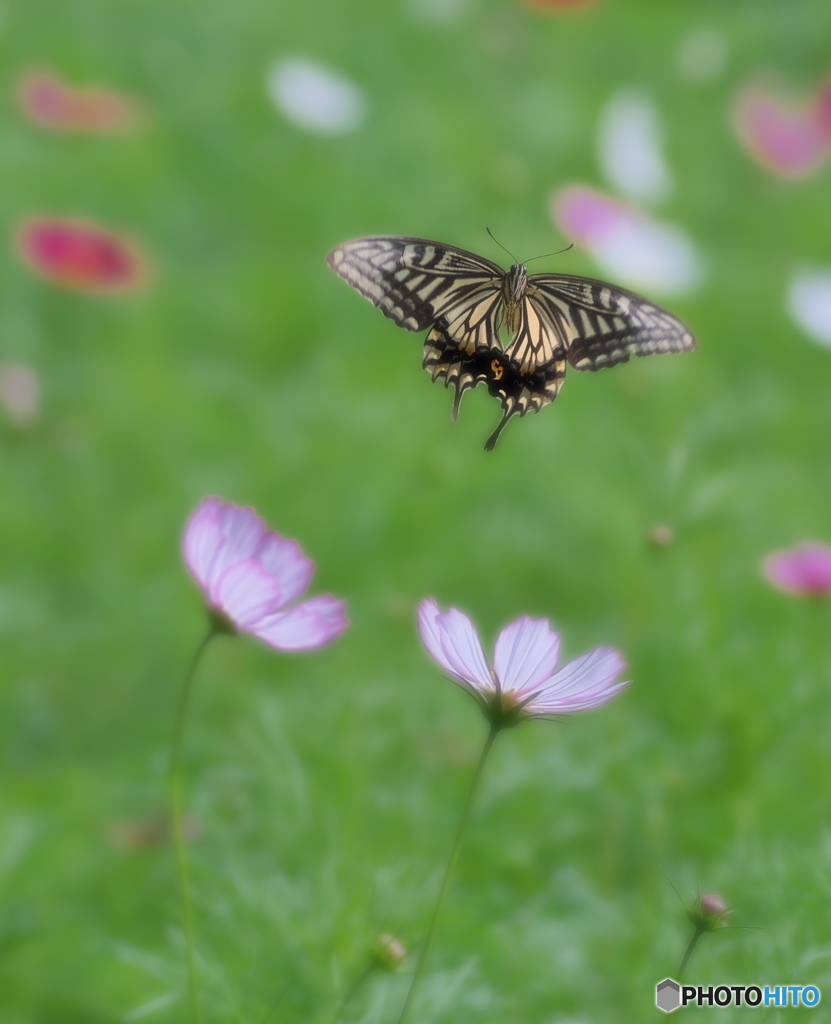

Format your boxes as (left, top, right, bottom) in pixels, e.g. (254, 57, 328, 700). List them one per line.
(17, 69, 138, 133)
(15, 217, 148, 294)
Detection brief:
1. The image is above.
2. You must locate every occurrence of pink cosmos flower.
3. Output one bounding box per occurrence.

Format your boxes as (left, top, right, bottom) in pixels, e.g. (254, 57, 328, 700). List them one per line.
(183, 498, 348, 650)
(418, 599, 627, 724)
(762, 542, 831, 598)
(551, 184, 703, 296)
(15, 216, 147, 293)
(17, 69, 138, 133)
(816, 78, 831, 144)
(732, 82, 828, 180)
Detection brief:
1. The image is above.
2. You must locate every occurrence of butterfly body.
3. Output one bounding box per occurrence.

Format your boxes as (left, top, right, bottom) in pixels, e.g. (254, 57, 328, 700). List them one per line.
(327, 235, 695, 449)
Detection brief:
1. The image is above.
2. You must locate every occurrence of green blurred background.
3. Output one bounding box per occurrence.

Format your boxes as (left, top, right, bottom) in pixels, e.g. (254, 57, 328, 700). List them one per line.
(2, 0, 831, 1020)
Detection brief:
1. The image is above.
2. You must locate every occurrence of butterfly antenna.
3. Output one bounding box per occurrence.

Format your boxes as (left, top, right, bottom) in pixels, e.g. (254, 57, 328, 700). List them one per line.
(486, 227, 519, 265)
(524, 242, 574, 266)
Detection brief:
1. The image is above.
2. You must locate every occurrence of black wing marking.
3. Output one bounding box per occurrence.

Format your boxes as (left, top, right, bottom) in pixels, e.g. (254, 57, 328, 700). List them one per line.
(326, 236, 505, 334)
(424, 322, 567, 451)
(528, 274, 696, 371)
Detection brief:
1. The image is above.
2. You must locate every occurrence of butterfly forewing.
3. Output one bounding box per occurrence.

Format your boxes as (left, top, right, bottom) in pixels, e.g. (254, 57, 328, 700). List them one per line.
(529, 274, 696, 371)
(327, 236, 504, 333)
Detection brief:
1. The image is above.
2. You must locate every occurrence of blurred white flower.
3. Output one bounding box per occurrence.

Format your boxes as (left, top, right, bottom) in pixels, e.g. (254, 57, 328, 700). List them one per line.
(676, 28, 729, 83)
(551, 184, 704, 296)
(787, 267, 831, 347)
(0, 363, 41, 428)
(597, 89, 671, 205)
(266, 56, 366, 134)
(406, 0, 468, 25)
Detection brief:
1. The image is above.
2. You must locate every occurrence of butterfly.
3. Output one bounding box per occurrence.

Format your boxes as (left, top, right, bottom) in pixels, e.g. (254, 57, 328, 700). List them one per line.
(326, 235, 696, 450)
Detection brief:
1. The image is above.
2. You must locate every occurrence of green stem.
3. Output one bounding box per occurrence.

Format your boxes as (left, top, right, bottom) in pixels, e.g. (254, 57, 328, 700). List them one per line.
(396, 722, 501, 1024)
(677, 925, 703, 982)
(169, 626, 217, 1024)
(329, 961, 376, 1024)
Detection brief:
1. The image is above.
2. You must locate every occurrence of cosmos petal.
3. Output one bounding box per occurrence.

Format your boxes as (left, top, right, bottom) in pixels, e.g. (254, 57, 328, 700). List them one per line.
(212, 560, 285, 627)
(256, 532, 315, 605)
(525, 647, 628, 713)
(183, 497, 225, 591)
(208, 504, 268, 588)
(255, 595, 349, 650)
(493, 616, 561, 695)
(418, 599, 494, 693)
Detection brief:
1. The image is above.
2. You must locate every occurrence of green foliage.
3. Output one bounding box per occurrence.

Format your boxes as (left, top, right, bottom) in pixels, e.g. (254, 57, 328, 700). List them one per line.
(1, 0, 830, 1021)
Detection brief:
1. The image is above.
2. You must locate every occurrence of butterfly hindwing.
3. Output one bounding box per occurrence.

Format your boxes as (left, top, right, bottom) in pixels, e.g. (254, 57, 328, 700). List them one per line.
(528, 274, 696, 371)
(424, 317, 567, 450)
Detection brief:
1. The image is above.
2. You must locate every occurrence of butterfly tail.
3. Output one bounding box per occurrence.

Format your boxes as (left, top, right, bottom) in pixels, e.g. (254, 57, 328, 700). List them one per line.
(484, 408, 515, 451)
(451, 384, 465, 423)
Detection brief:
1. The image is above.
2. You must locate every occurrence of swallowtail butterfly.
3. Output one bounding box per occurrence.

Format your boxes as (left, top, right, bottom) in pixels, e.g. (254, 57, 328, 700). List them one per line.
(327, 235, 696, 450)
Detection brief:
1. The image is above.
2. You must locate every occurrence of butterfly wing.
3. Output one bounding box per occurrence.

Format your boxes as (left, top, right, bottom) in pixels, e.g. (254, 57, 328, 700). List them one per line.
(528, 274, 696, 371)
(329, 236, 511, 440)
(326, 236, 505, 337)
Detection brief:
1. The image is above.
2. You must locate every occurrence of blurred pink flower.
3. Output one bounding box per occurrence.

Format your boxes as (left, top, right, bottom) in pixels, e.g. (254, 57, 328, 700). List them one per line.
(184, 498, 348, 650)
(0, 363, 40, 428)
(418, 598, 627, 725)
(17, 69, 138, 133)
(15, 216, 147, 293)
(732, 82, 827, 179)
(815, 77, 831, 143)
(762, 542, 831, 597)
(551, 184, 704, 296)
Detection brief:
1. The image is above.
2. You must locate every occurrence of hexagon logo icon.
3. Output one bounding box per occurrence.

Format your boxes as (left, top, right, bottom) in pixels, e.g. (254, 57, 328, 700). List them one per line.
(656, 978, 681, 1012)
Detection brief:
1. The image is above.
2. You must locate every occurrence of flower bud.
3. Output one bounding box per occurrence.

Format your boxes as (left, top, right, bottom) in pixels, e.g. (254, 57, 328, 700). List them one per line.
(689, 893, 730, 931)
(371, 932, 407, 970)
(649, 524, 675, 547)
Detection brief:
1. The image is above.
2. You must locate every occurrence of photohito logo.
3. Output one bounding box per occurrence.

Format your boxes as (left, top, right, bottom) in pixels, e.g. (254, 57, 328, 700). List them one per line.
(655, 978, 821, 1011)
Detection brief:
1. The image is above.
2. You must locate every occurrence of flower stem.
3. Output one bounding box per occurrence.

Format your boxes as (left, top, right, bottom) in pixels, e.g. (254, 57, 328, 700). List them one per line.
(396, 722, 501, 1024)
(169, 627, 217, 1024)
(677, 925, 704, 981)
(329, 961, 376, 1024)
